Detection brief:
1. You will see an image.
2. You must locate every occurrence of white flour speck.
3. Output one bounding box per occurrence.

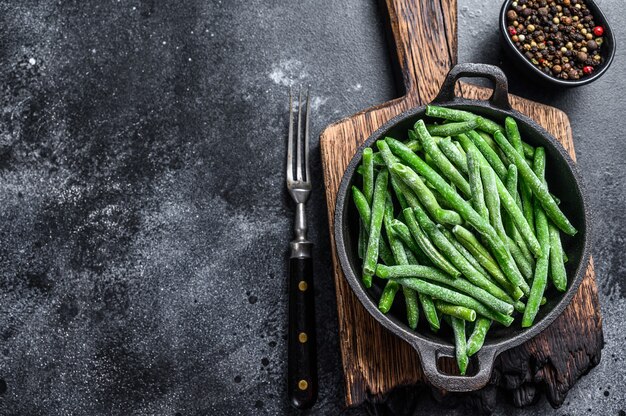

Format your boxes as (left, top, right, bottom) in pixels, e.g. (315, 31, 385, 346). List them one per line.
(268, 59, 308, 87)
(310, 96, 328, 111)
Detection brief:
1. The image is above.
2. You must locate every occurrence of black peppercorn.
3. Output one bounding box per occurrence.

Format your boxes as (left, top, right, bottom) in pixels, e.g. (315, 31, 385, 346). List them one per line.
(506, 0, 604, 80)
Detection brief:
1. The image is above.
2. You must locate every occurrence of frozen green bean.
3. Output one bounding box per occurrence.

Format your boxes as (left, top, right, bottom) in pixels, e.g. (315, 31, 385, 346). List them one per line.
(438, 137, 468, 174)
(401, 208, 461, 277)
(522, 148, 551, 327)
(481, 163, 507, 243)
(467, 146, 489, 220)
(465, 130, 507, 180)
(435, 300, 476, 322)
(452, 225, 524, 300)
(390, 219, 431, 266)
(378, 197, 402, 313)
(352, 186, 395, 266)
(493, 131, 577, 235)
(425, 119, 478, 137)
(425, 105, 502, 135)
(392, 277, 514, 326)
(362, 169, 389, 285)
(377, 264, 514, 316)
(391, 162, 462, 225)
(549, 221, 567, 292)
(415, 121, 471, 196)
(450, 316, 469, 375)
(467, 318, 491, 356)
(505, 117, 535, 233)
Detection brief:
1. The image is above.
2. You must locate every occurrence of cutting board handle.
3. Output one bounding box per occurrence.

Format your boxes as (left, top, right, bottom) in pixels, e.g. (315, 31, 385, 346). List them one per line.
(383, 0, 458, 104)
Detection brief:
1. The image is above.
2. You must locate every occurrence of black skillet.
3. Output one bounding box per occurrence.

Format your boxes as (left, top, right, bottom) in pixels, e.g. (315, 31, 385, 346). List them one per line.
(334, 63, 591, 392)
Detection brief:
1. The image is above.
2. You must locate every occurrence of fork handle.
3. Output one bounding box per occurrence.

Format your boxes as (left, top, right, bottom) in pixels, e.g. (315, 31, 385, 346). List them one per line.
(288, 254, 318, 409)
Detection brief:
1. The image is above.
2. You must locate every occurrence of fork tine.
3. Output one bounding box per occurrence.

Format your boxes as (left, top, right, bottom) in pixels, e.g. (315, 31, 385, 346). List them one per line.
(296, 87, 304, 182)
(286, 87, 294, 182)
(304, 86, 311, 183)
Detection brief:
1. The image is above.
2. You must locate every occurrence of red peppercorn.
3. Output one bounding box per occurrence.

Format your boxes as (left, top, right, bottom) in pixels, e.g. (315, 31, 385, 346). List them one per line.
(593, 26, 604, 36)
(583, 66, 593, 74)
(509, 27, 517, 36)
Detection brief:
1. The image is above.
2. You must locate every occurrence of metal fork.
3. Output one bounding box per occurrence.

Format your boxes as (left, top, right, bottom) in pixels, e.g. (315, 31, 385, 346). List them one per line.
(286, 87, 317, 410)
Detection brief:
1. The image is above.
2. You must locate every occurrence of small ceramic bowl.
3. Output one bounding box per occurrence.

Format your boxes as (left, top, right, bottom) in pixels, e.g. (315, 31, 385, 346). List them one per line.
(499, 0, 615, 87)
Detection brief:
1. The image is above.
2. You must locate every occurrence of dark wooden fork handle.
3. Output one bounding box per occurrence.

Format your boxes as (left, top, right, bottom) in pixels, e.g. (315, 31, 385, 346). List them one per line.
(288, 256, 318, 409)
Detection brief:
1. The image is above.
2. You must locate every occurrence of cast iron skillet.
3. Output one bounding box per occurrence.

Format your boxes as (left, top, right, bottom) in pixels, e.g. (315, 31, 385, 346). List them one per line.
(334, 63, 591, 392)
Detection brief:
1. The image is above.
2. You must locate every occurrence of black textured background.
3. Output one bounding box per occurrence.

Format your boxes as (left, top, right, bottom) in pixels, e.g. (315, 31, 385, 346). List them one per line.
(0, 1, 624, 415)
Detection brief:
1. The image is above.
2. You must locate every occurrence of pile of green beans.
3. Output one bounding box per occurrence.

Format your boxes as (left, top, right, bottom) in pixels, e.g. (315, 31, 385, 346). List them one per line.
(353, 105, 573, 375)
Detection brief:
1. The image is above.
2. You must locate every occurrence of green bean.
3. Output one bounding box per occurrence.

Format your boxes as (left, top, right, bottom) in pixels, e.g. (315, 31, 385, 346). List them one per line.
(379, 197, 402, 313)
(481, 163, 507, 243)
(425, 119, 478, 137)
(425, 105, 502, 135)
(362, 148, 374, 204)
(391, 277, 514, 326)
(377, 263, 514, 316)
(460, 135, 542, 258)
(504, 165, 536, 268)
(438, 137, 468, 174)
(352, 186, 395, 266)
(438, 225, 490, 280)
(523, 142, 535, 159)
(522, 148, 551, 327)
(435, 300, 476, 322)
(507, 237, 534, 281)
(386, 137, 528, 295)
(390, 220, 431, 266)
(506, 117, 535, 233)
(493, 131, 577, 235)
(482, 163, 533, 280)
(467, 146, 489, 220)
(467, 318, 491, 356)
(403, 284, 420, 330)
(450, 316, 469, 375)
(401, 208, 461, 277)
(451, 225, 524, 300)
(425, 105, 477, 122)
(389, 174, 409, 211)
(402, 250, 440, 330)
(381, 196, 421, 328)
(376, 140, 400, 166)
(504, 164, 518, 231)
(465, 131, 508, 180)
(549, 222, 567, 291)
(391, 162, 462, 226)
(363, 170, 389, 285)
(412, 205, 516, 306)
(478, 130, 498, 151)
(415, 122, 471, 196)
(476, 116, 504, 136)
(407, 131, 423, 152)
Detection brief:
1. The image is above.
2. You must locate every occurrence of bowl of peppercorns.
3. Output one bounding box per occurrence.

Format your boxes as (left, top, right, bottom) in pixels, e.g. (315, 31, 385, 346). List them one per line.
(500, 0, 615, 86)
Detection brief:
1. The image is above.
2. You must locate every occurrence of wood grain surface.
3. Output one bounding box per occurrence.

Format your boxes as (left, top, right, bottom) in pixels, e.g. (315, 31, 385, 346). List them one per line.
(319, 0, 603, 411)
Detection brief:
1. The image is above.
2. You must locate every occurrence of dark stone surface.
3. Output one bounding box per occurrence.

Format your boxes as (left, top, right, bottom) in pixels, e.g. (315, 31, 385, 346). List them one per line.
(0, 0, 622, 415)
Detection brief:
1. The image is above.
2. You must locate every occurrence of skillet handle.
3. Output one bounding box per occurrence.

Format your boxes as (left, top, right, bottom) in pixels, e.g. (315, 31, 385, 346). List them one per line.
(432, 63, 512, 111)
(414, 342, 497, 392)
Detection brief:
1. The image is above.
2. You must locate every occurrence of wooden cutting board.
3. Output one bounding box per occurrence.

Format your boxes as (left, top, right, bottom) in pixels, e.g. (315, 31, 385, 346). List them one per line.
(320, 0, 603, 411)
